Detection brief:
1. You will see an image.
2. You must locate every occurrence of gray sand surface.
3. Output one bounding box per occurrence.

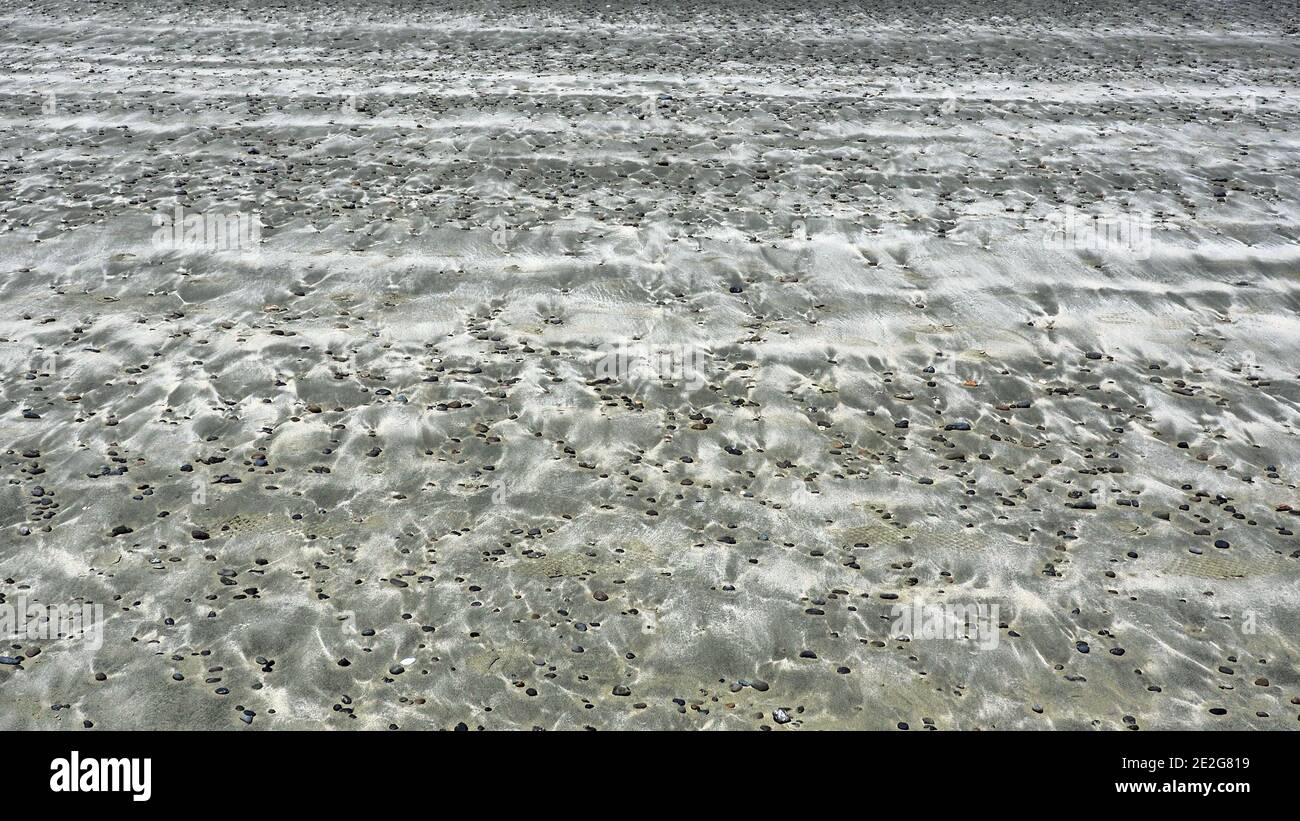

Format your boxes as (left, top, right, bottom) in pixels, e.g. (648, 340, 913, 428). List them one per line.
(1, 0, 1298, 729)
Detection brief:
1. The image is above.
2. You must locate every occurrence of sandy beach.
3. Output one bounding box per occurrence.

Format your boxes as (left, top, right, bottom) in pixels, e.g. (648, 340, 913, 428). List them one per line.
(1, 0, 1298, 730)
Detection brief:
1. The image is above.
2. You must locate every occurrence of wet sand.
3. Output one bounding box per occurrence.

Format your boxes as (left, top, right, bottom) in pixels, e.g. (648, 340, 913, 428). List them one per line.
(1, 0, 1298, 729)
